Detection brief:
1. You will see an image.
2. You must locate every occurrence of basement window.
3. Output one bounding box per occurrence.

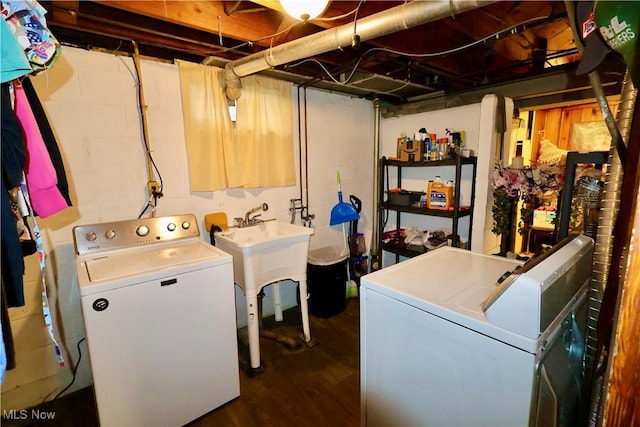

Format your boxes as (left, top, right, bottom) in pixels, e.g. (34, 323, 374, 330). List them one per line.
(228, 98, 237, 123)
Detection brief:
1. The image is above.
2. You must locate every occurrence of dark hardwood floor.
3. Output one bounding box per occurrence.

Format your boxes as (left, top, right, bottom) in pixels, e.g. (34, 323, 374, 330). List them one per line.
(2, 298, 361, 427)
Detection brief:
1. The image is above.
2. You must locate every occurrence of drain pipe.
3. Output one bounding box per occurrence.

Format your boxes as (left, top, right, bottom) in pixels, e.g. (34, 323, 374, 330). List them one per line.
(223, 0, 497, 99)
(370, 98, 382, 272)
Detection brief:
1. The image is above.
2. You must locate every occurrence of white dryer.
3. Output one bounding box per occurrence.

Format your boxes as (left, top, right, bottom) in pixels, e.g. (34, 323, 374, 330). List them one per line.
(73, 214, 239, 427)
(360, 235, 593, 427)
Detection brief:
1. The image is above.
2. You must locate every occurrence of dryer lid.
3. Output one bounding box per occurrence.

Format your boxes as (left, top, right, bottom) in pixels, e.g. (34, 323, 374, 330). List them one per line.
(482, 235, 594, 339)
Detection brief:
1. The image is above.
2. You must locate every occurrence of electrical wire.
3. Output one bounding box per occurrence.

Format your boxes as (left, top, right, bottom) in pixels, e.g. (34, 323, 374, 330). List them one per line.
(46, 338, 86, 415)
(313, 3, 362, 22)
(287, 15, 551, 85)
(209, 1, 366, 58)
(288, 57, 365, 84)
(137, 195, 157, 219)
(352, 0, 365, 45)
(213, 20, 301, 56)
(362, 15, 549, 58)
(130, 41, 164, 217)
(386, 79, 412, 94)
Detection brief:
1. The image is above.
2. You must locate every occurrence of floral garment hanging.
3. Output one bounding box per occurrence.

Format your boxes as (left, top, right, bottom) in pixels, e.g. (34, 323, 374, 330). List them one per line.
(1, 0, 61, 73)
(491, 165, 565, 236)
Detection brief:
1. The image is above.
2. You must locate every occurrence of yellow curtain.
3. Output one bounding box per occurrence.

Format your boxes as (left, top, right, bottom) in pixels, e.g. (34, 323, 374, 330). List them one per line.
(177, 60, 239, 190)
(177, 60, 295, 191)
(235, 75, 296, 188)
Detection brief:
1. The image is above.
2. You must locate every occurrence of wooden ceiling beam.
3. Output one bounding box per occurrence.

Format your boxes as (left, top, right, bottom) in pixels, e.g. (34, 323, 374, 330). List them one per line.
(40, 0, 584, 99)
(45, 0, 80, 26)
(249, 0, 285, 14)
(90, 1, 287, 48)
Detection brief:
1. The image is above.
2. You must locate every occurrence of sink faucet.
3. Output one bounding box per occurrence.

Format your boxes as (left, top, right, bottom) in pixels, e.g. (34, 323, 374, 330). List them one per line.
(236, 203, 269, 227)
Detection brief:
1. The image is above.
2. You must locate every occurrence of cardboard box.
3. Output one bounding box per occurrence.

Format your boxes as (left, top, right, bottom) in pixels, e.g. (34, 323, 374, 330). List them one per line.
(397, 138, 424, 162)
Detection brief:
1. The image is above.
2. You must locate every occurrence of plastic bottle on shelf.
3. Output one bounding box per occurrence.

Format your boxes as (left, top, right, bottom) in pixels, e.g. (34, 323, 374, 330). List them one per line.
(429, 143, 440, 161)
(423, 135, 431, 161)
(447, 180, 456, 200)
(427, 176, 453, 210)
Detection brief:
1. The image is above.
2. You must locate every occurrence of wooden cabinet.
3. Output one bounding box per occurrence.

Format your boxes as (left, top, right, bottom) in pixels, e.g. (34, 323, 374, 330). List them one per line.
(377, 156, 477, 266)
(530, 100, 619, 162)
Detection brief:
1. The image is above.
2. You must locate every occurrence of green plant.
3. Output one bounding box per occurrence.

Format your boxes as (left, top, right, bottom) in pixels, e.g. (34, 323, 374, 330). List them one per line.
(491, 188, 513, 236)
(519, 193, 541, 235)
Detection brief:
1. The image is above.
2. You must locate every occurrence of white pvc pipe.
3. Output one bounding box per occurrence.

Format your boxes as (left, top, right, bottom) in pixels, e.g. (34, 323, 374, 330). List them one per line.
(273, 281, 283, 322)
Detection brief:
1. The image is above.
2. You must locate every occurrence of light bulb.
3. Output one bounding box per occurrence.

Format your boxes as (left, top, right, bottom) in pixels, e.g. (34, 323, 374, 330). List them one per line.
(280, 0, 329, 21)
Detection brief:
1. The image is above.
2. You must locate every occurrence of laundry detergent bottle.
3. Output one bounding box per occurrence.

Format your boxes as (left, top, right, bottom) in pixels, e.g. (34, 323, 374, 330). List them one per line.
(427, 176, 452, 210)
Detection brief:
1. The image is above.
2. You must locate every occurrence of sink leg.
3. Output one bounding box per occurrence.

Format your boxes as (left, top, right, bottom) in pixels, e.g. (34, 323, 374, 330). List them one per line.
(298, 279, 312, 343)
(246, 294, 261, 369)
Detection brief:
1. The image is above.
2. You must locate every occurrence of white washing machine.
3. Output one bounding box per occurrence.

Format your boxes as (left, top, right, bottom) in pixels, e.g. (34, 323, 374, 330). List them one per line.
(73, 214, 239, 427)
(360, 235, 593, 427)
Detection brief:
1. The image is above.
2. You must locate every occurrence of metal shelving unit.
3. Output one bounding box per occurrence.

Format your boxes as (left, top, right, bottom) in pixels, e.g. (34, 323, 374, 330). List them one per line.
(377, 156, 477, 265)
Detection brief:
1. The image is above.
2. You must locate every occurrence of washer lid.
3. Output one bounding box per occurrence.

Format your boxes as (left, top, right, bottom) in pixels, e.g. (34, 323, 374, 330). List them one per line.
(361, 247, 537, 351)
(77, 241, 230, 294)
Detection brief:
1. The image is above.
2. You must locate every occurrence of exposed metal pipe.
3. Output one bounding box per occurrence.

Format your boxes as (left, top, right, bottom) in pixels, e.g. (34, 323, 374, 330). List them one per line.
(370, 98, 382, 272)
(588, 71, 636, 427)
(563, 4, 634, 424)
(222, 0, 498, 99)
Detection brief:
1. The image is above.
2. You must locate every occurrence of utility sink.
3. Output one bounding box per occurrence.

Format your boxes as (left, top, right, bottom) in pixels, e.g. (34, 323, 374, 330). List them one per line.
(214, 220, 314, 370)
(215, 221, 314, 288)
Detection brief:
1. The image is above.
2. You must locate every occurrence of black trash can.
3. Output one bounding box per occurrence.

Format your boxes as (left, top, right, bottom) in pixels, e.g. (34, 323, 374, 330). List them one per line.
(306, 246, 349, 318)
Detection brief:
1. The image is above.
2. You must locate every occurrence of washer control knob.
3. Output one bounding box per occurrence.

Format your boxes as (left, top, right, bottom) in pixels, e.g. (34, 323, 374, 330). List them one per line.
(181, 221, 190, 230)
(167, 223, 176, 232)
(105, 229, 116, 239)
(86, 232, 97, 241)
(136, 225, 150, 237)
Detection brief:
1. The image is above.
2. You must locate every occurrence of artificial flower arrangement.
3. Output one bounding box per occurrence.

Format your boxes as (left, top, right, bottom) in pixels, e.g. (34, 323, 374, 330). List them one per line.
(491, 164, 565, 236)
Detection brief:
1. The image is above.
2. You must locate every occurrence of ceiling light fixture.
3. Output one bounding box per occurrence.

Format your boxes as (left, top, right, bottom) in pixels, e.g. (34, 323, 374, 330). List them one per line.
(280, 0, 329, 21)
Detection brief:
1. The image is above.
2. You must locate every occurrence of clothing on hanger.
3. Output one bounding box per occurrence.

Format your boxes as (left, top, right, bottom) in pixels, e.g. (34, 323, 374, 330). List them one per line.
(1, 0, 61, 74)
(1, 83, 26, 308)
(0, 1, 65, 373)
(1, 279, 16, 374)
(22, 77, 71, 207)
(13, 81, 68, 218)
(0, 17, 31, 83)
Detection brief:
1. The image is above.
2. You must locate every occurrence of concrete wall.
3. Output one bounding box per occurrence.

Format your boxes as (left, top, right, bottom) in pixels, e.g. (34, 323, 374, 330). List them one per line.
(378, 97, 508, 264)
(2, 46, 509, 412)
(1, 47, 374, 410)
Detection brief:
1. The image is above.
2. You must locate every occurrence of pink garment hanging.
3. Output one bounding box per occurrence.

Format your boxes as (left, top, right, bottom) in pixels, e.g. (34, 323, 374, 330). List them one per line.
(13, 83, 67, 218)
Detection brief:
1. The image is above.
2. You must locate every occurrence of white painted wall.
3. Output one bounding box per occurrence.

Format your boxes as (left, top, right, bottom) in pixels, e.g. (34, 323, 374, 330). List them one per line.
(476, 95, 514, 255)
(2, 47, 374, 410)
(378, 96, 513, 260)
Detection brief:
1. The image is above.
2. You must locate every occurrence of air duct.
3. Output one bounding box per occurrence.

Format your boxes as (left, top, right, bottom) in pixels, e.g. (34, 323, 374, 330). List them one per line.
(586, 71, 636, 427)
(563, 2, 635, 424)
(220, 0, 498, 99)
